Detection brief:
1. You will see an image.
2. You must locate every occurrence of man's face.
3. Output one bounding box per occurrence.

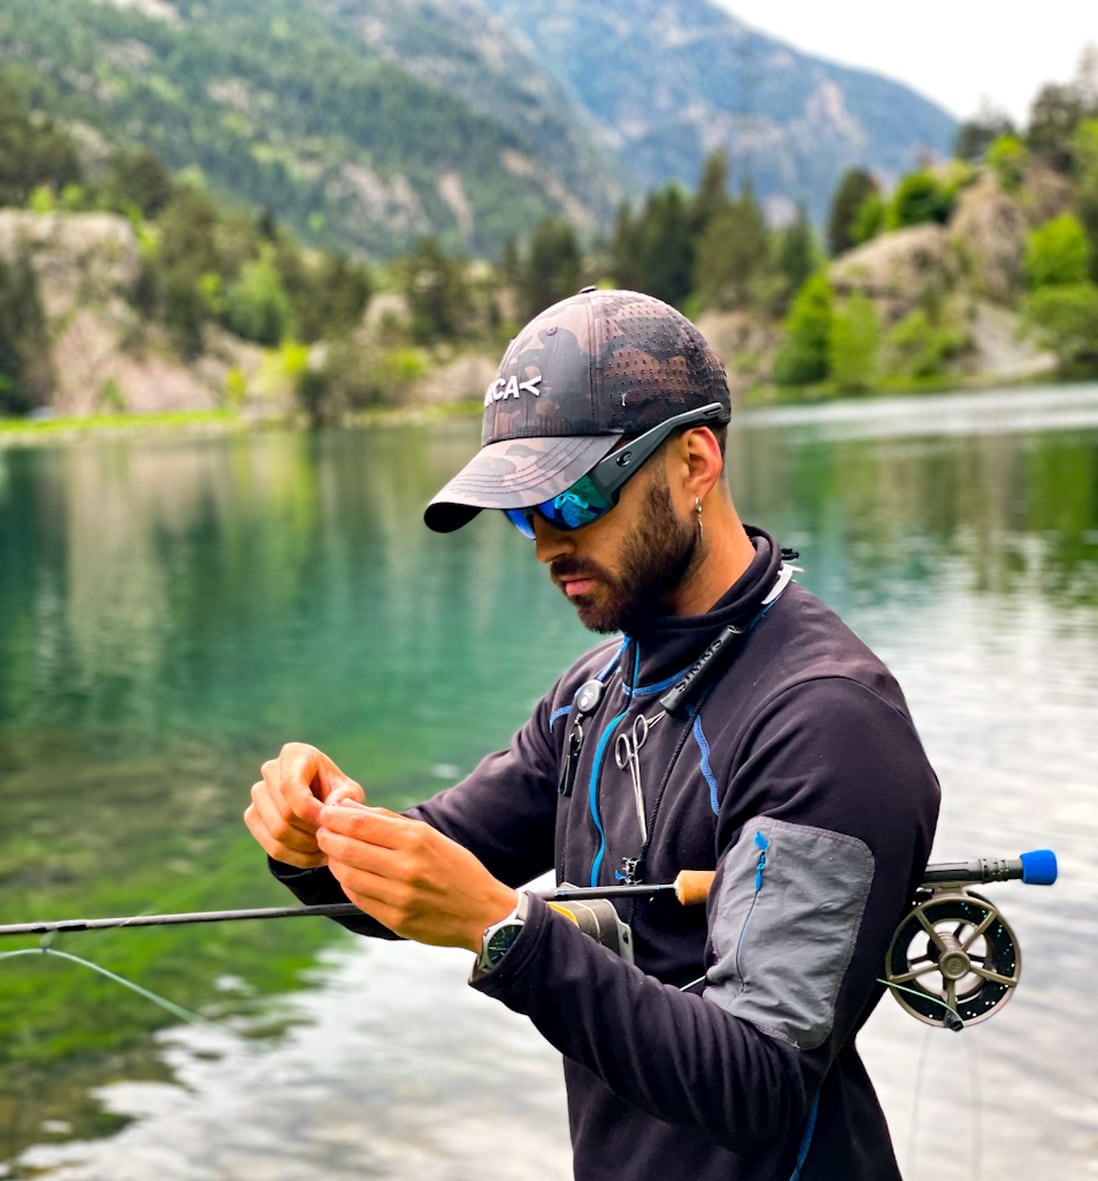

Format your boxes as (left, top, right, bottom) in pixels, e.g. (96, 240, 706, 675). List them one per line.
(533, 454, 701, 634)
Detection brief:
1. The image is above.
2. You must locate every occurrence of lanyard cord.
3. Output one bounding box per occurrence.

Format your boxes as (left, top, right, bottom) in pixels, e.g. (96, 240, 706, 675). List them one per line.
(618, 566, 794, 888)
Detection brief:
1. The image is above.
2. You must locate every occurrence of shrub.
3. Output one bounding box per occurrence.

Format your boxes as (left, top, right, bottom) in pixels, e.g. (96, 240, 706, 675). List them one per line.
(880, 308, 966, 379)
(224, 260, 292, 346)
(1024, 213, 1093, 289)
(773, 272, 833, 386)
(828, 295, 880, 393)
(1021, 283, 1098, 367)
(886, 170, 956, 229)
(986, 134, 1028, 192)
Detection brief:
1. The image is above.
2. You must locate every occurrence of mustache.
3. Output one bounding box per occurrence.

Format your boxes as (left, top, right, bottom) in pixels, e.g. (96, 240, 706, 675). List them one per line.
(549, 555, 612, 584)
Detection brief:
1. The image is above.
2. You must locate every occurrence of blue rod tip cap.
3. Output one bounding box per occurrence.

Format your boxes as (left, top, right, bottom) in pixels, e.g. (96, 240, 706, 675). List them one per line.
(1019, 849, 1058, 885)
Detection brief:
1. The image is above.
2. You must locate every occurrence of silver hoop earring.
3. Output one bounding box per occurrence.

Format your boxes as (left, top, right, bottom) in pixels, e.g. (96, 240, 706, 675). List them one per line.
(695, 496, 703, 538)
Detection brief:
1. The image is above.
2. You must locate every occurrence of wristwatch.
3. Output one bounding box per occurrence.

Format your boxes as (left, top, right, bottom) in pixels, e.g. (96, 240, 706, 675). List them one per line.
(474, 892, 529, 974)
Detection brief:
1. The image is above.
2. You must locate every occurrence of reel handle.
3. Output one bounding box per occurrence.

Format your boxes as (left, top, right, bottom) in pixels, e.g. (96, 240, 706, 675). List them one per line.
(921, 849, 1058, 888)
(674, 870, 716, 906)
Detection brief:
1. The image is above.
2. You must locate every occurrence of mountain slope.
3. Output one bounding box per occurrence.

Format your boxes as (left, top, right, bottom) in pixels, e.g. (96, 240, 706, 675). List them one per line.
(1, 0, 959, 258)
(0, 0, 623, 258)
(482, 0, 958, 223)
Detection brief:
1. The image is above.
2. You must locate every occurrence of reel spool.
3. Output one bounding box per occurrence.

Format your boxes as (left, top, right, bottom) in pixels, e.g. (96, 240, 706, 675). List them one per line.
(884, 890, 1021, 1030)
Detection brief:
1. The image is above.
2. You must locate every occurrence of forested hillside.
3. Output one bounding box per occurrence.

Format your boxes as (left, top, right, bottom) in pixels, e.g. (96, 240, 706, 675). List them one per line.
(2, 19, 1096, 430)
(0, 0, 959, 260)
(0, 0, 621, 259)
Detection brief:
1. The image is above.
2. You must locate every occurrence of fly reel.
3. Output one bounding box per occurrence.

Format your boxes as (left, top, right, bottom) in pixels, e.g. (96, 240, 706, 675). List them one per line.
(885, 889, 1021, 1030)
(882, 848, 1056, 1030)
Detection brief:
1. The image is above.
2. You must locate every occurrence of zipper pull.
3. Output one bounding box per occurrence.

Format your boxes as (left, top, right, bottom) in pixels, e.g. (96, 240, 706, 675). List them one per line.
(753, 830, 770, 891)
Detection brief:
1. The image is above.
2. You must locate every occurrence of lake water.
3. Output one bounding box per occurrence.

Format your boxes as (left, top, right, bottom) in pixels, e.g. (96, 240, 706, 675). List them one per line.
(1, 384, 1096, 1180)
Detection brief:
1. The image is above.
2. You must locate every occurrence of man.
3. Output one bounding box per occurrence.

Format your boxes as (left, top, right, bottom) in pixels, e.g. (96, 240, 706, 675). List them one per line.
(245, 288, 940, 1180)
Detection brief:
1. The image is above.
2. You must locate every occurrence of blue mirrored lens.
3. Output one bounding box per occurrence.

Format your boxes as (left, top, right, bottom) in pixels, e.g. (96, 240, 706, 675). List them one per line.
(505, 508, 536, 538)
(540, 475, 612, 530)
(505, 476, 616, 538)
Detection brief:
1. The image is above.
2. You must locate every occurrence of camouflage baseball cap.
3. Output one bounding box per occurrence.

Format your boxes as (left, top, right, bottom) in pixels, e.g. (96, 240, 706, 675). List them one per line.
(423, 288, 731, 533)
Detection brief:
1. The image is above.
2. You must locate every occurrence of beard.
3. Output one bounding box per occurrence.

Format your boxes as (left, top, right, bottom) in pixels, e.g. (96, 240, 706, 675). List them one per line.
(550, 476, 701, 635)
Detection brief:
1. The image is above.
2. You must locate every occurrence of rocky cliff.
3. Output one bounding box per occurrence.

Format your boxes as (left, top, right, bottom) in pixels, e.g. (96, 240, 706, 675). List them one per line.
(0, 210, 262, 416)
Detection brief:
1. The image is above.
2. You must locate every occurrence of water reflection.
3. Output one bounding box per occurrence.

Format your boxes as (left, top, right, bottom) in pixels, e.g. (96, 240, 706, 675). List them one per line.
(0, 385, 1096, 1179)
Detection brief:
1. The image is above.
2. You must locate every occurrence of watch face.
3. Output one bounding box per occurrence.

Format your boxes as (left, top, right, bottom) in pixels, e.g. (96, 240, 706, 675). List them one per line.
(486, 922, 522, 965)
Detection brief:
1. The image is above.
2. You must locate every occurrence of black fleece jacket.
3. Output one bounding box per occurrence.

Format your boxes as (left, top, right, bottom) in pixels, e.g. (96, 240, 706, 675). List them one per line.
(272, 527, 940, 1181)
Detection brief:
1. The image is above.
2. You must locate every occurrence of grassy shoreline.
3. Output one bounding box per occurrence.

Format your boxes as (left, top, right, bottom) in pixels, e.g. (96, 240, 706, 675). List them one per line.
(0, 400, 487, 448)
(3, 372, 1093, 449)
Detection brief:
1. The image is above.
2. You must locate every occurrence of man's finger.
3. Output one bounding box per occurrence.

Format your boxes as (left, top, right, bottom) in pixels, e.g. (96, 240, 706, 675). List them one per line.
(264, 751, 323, 827)
(316, 826, 404, 877)
(318, 802, 407, 847)
(326, 777, 366, 807)
(244, 801, 327, 869)
(249, 783, 325, 855)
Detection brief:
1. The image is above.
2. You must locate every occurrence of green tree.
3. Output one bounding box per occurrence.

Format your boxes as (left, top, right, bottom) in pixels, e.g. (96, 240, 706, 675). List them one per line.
(1072, 118, 1098, 281)
(102, 150, 175, 219)
(631, 184, 695, 307)
(886, 169, 956, 229)
(153, 186, 223, 356)
(773, 271, 833, 386)
(609, 201, 643, 292)
(985, 134, 1028, 192)
(774, 205, 819, 306)
(518, 216, 582, 320)
(0, 251, 52, 415)
(826, 168, 877, 256)
(157, 186, 222, 276)
(499, 234, 521, 289)
(693, 149, 731, 237)
(403, 237, 469, 343)
(953, 105, 1016, 162)
(310, 254, 372, 338)
(852, 191, 885, 245)
(693, 184, 770, 311)
(277, 244, 372, 342)
(1024, 213, 1093, 288)
(0, 75, 80, 206)
(224, 259, 292, 346)
(828, 294, 880, 393)
(1026, 82, 1085, 172)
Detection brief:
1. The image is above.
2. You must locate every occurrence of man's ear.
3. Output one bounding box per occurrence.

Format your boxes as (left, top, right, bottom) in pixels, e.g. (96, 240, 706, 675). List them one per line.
(676, 426, 725, 502)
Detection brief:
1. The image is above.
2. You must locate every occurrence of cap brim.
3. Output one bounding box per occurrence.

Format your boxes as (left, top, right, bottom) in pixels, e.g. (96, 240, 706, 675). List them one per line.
(424, 434, 620, 533)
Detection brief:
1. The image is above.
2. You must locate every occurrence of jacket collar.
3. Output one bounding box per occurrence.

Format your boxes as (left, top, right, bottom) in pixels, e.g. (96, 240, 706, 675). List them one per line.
(615, 525, 785, 692)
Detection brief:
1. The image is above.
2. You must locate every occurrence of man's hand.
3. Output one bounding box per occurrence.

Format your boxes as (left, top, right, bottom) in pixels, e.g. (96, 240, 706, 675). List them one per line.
(244, 742, 365, 868)
(316, 801, 517, 952)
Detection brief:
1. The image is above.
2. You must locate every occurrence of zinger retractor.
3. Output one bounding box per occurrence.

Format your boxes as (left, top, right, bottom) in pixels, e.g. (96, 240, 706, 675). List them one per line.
(883, 849, 1057, 1031)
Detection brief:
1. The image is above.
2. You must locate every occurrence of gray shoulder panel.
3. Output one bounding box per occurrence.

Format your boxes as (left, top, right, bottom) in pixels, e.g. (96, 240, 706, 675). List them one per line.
(706, 817, 875, 1050)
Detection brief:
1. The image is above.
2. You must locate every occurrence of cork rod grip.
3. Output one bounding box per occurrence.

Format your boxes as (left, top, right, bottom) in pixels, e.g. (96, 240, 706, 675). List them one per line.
(674, 870, 716, 906)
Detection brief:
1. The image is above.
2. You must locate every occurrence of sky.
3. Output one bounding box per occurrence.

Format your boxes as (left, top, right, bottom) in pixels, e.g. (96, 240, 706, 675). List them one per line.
(714, 1, 1096, 126)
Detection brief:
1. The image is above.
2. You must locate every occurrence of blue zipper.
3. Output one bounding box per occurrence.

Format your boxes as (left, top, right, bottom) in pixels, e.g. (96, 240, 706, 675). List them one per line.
(733, 830, 770, 985)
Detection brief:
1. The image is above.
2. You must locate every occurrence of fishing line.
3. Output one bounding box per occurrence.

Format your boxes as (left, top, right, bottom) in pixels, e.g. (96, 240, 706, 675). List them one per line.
(877, 978, 965, 1181)
(906, 1024, 935, 1181)
(0, 946, 207, 1027)
(965, 1032, 984, 1180)
(881, 978, 986, 1181)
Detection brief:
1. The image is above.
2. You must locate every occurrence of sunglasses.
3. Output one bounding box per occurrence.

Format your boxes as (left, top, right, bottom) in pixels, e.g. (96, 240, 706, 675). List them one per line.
(505, 402, 725, 539)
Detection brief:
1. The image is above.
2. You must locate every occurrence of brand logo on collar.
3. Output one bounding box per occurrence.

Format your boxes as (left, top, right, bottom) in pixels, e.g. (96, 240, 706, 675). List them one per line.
(484, 371, 541, 406)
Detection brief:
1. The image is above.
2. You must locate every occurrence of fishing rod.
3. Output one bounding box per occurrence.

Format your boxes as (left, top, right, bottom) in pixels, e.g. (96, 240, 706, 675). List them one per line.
(0, 851, 1057, 1030)
(0, 871, 715, 939)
